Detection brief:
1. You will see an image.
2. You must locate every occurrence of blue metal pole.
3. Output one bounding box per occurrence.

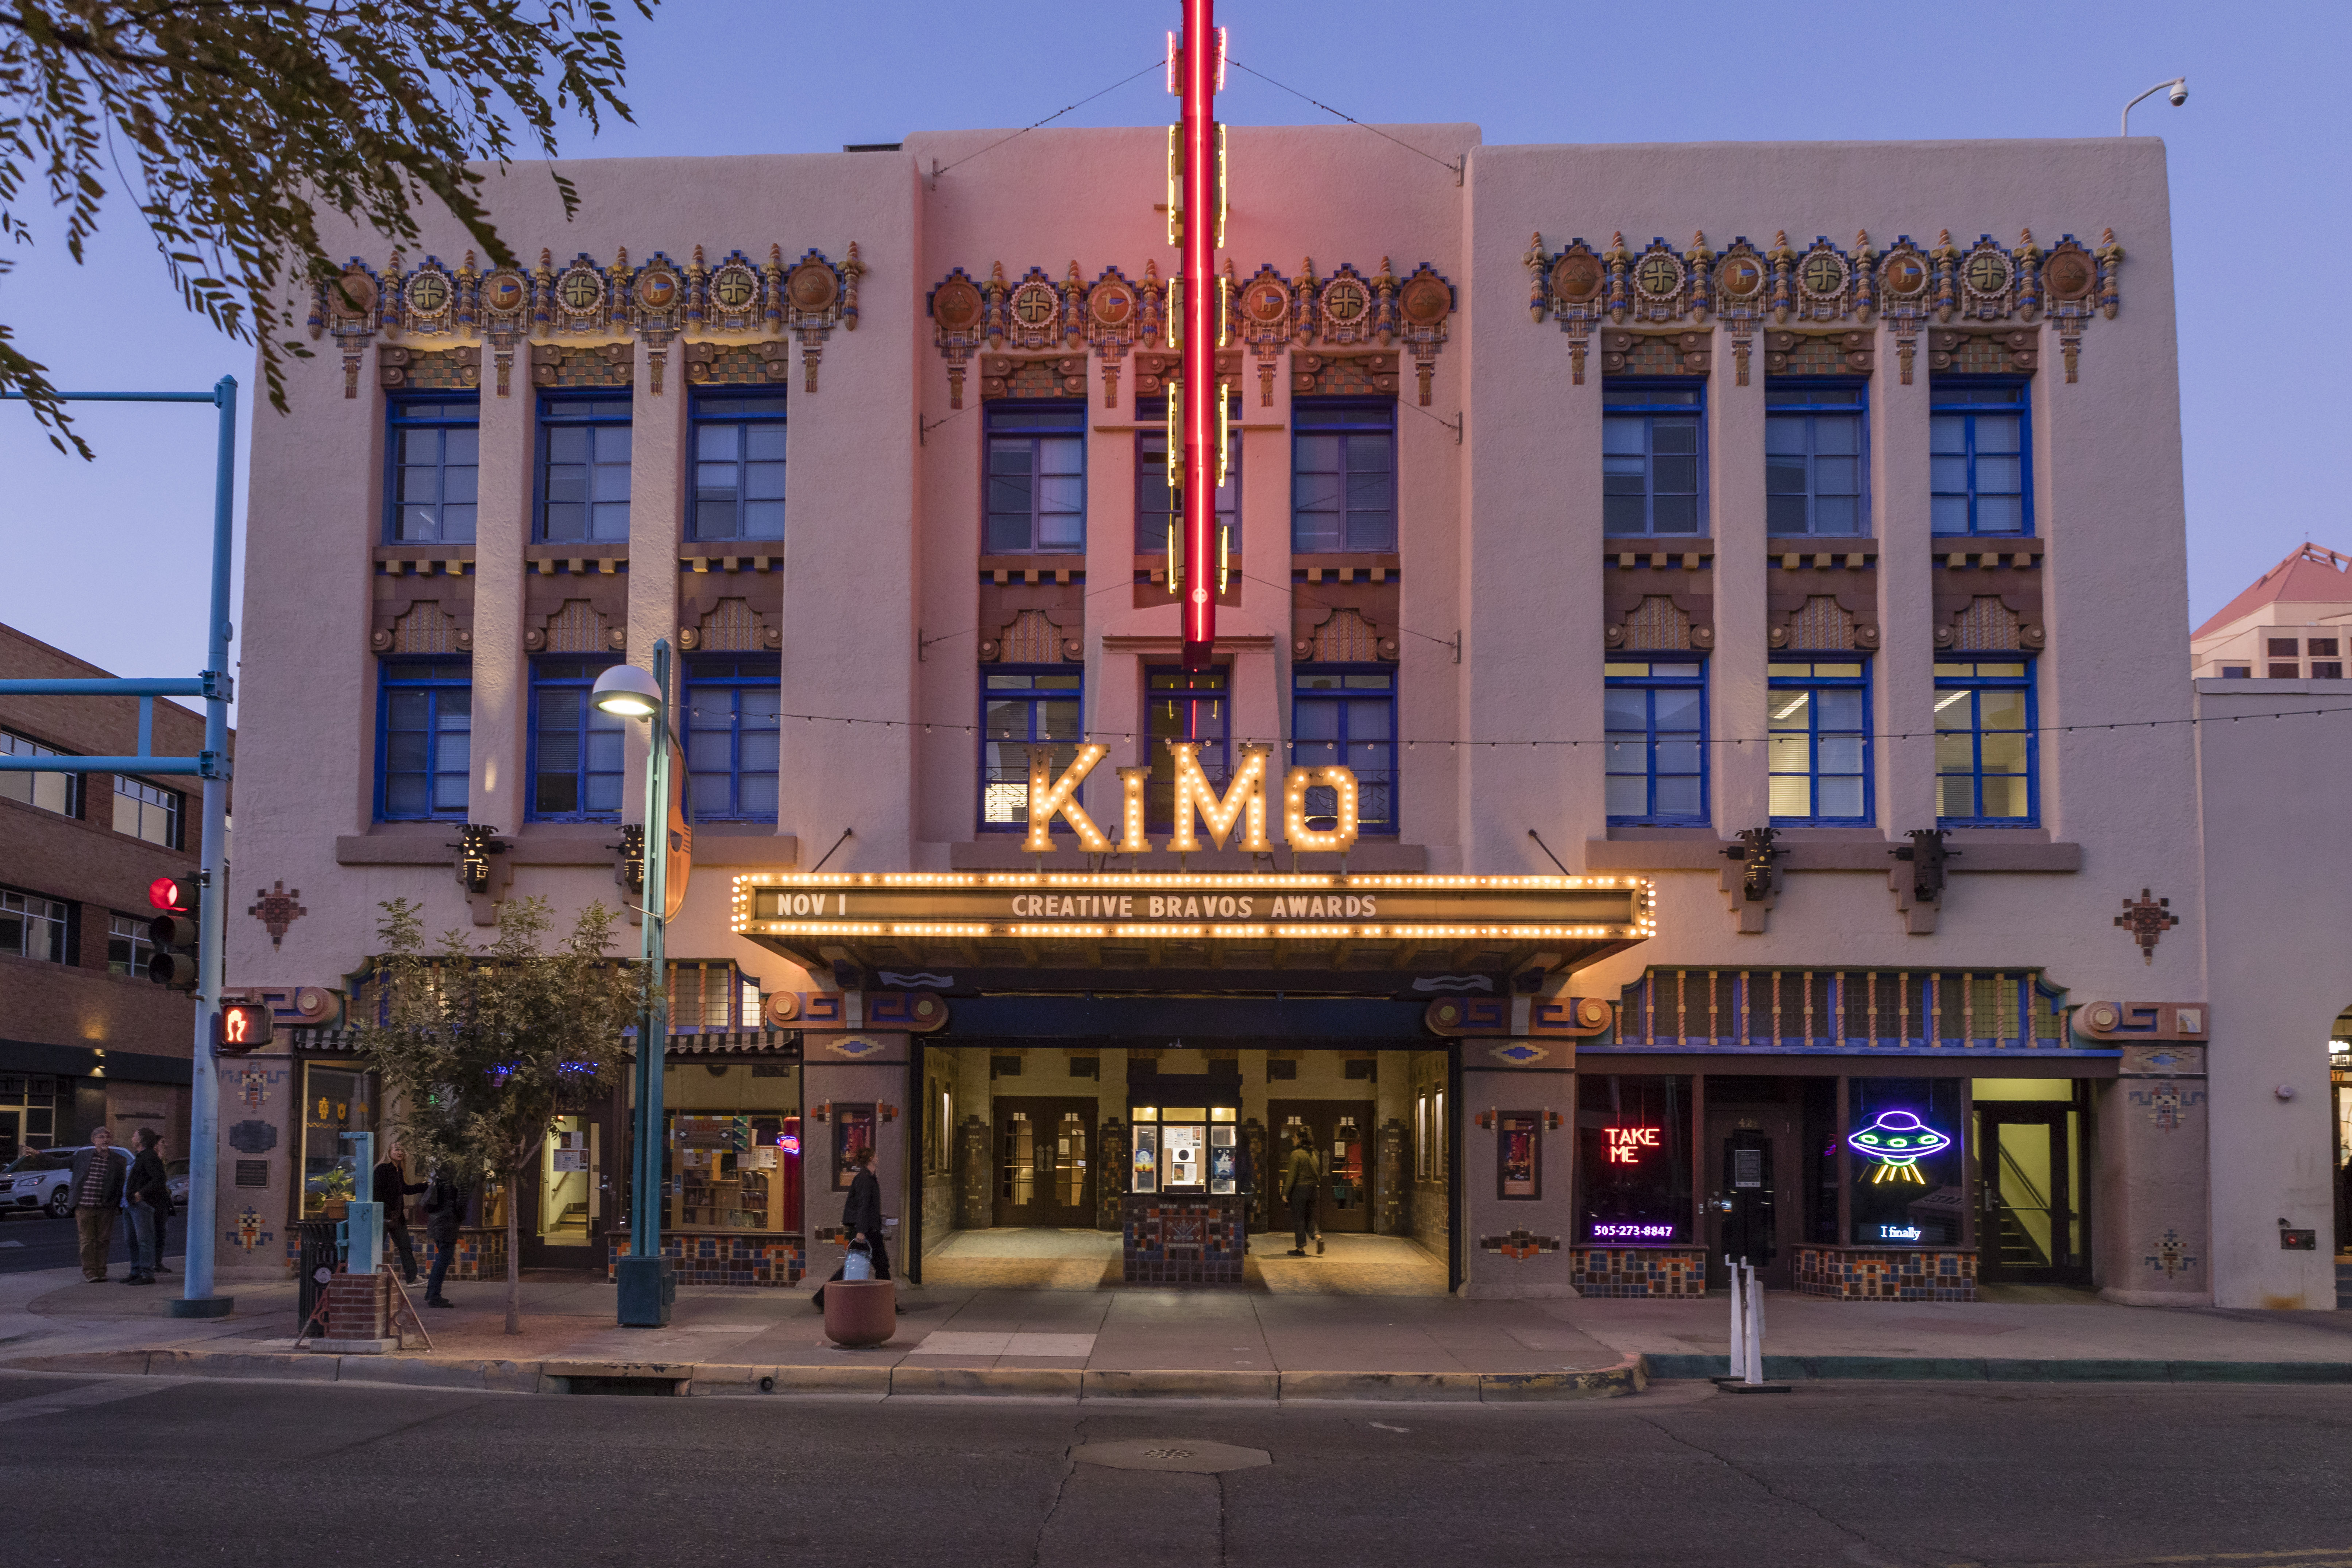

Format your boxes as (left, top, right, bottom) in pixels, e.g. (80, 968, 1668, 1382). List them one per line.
(169, 375, 238, 1318)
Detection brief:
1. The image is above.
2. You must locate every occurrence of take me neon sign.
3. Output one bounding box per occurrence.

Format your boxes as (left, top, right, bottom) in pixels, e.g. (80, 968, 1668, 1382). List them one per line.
(1169, 0, 1228, 670)
(1604, 1126, 1661, 1165)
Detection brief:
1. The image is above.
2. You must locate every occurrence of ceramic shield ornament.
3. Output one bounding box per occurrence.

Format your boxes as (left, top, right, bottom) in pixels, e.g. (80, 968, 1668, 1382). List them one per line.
(1847, 1110, 1953, 1184)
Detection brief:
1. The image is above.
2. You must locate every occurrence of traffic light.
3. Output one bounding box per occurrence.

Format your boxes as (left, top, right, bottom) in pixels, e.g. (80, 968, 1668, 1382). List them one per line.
(215, 1000, 274, 1054)
(147, 874, 201, 990)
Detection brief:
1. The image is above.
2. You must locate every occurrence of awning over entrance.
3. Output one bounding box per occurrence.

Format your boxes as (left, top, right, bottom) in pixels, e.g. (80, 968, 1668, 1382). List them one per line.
(733, 870, 1652, 996)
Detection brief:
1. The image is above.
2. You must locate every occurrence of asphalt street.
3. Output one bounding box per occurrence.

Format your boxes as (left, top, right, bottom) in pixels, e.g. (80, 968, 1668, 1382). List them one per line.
(4, 1372, 2350, 1566)
(0, 1211, 186, 1275)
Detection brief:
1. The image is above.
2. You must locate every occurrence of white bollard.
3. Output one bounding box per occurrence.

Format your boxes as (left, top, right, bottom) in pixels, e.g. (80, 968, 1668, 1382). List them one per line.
(1725, 1253, 1747, 1382)
(1742, 1263, 1765, 1386)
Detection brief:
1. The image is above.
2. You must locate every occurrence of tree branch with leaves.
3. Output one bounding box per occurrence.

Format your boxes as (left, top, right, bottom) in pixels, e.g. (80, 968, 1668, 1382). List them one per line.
(354, 894, 641, 1335)
(0, 0, 656, 454)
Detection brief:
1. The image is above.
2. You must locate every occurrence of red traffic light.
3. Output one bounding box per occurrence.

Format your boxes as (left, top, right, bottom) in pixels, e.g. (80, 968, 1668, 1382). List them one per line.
(149, 876, 192, 912)
(215, 1002, 274, 1053)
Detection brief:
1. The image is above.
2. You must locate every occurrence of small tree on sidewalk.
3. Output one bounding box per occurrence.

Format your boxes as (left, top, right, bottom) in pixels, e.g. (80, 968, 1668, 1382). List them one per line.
(354, 896, 640, 1335)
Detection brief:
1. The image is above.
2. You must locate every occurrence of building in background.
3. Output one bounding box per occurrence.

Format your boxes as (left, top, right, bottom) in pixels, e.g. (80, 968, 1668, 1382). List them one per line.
(0, 622, 229, 1163)
(207, 124, 2301, 1311)
(2190, 542, 2352, 680)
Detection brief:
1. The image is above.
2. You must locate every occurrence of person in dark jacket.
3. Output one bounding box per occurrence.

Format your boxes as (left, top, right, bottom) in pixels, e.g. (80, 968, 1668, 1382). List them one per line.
(374, 1144, 428, 1284)
(67, 1128, 128, 1282)
(420, 1167, 467, 1307)
(811, 1144, 892, 1311)
(123, 1129, 173, 1285)
(1285, 1132, 1323, 1257)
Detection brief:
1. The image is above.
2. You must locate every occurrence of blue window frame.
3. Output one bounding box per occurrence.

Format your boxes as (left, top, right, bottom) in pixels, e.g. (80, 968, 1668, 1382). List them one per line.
(376, 659, 471, 821)
(528, 657, 623, 822)
(1931, 381, 2029, 536)
(1603, 384, 1704, 536)
(1137, 394, 1241, 556)
(683, 656, 780, 822)
(1605, 660, 1707, 824)
(691, 391, 787, 541)
(1768, 661, 1871, 824)
(979, 668, 1083, 831)
(1935, 660, 2036, 824)
(1292, 667, 1397, 837)
(1765, 384, 1865, 537)
(1146, 665, 1229, 829)
(985, 403, 1085, 553)
(386, 396, 479, 543)
(1292, 400, 1395, 552)
(537, 395, 633, 543)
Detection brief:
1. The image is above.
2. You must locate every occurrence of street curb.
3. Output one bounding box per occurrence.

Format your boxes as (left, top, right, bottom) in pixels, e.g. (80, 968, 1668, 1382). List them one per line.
(1644, 1353, 2352, 1384)
(0, 1346, 1647, 1399)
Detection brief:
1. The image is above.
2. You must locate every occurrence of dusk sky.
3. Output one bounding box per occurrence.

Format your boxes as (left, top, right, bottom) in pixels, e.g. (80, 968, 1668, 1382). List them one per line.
(1, 0, 2335, 702)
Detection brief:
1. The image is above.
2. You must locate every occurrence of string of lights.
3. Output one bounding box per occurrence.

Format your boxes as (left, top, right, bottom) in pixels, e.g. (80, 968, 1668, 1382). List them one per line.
(697, 699, 2352, 749)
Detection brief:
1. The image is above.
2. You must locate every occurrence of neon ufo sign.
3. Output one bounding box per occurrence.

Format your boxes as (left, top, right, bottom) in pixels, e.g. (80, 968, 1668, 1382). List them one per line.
(1847, 1110, 1953, 1184)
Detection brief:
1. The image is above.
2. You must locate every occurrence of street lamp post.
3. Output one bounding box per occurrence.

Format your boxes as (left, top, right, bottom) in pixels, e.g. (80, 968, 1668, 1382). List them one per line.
(593, 642, 679, 1327)
(2121, 76, 2187, 136)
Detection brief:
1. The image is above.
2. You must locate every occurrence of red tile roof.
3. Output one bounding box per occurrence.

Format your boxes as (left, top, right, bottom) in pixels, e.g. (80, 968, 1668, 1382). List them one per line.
(2193, 543, 2352, 640)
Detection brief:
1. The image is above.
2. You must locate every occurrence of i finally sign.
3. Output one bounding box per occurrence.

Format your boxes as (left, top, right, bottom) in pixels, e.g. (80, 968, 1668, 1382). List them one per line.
(1020, 740, 1363, 854)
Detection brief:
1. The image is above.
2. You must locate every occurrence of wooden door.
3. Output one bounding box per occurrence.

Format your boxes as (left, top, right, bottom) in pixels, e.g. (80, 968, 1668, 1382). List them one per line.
(994, 1098, 1095, 1227)
(1267, 1100, 1374, 1234)
(1704, 1103, 1799, 1289)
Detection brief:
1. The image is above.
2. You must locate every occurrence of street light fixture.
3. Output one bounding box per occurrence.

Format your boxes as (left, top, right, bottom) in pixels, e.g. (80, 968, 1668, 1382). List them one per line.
(594, 643, 683, 1327)
(2121, 76, 2187, 136)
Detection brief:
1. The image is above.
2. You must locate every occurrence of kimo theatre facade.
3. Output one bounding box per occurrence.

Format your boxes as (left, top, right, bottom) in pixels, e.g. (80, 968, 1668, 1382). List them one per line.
(217, 113, 2255, 1304)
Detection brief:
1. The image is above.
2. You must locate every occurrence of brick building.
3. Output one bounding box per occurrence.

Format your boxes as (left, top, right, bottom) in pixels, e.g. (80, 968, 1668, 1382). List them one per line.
(0, 622, 231, 1159)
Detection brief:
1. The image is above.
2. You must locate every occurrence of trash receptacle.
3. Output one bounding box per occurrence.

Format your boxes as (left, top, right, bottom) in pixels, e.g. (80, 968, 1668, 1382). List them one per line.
(296, 1220, 341, 1331)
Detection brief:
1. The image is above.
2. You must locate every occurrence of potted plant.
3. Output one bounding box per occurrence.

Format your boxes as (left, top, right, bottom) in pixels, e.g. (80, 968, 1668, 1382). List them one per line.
(310, 1166, 356, 1220)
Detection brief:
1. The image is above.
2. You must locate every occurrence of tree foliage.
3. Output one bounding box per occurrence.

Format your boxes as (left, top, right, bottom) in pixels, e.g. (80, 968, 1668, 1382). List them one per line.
(0, 0, 656, 454)
(354, 895, 641, 1334)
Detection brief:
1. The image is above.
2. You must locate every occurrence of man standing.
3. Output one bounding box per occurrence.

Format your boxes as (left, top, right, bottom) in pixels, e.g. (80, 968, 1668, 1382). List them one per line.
(67, 1127, 128, 1282)
(420, 1166, 467, 1308)
(123, 1130, 172, 1286)
(812, 1144, 892, 1312)
(374, 1144, 428, 1285)
(1285, 1131, 1323, 1258)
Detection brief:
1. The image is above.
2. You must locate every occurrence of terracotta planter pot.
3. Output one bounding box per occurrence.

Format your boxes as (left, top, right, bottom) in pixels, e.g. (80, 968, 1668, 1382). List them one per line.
(322, 1200, 349, 1220)
(822, 1279, 895, 1348)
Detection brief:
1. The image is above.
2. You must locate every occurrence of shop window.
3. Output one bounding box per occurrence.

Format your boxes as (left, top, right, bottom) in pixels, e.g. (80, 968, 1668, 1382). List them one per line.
(1605, 659, 1708, 825)
(0, 1073, 59, 1150)
(300, 1064, 374, 1219)
(0, 729, 80, 818)
(528, 657, 624, 822)
(105, 912, 157, 979)
(668, 1112, 795, 1231)
(1847, 1078, 1963, 1246)
(1603, 383, 1704, 536)
(537, 394, 633, 543)
(665, 962, 762, 1030)
(1146, 664, 1230, 830)
(112, 776, 182, 849)
(386, 394, 479, 544)
(1934, 660, 2036, 824)
(1768, 661, 1870, 824)
(684, 656, 781, 822)
(1268, 1059, 1298, 1081)
(0, 886, 72, 964)
(1292, 400, 1395, 552)
(1930, 381, 2029, 536)
(985, 403, 1085, 554)
(1577, 1075, 1692, 1244)
(690, 390, 787, 541)
(1764, 383, 1865, 536)
(980, 668, 1081, 831)
(1293, 666, 1395, 836)
(377, 659, 472, 822)
(1137, 393, 1240, 555)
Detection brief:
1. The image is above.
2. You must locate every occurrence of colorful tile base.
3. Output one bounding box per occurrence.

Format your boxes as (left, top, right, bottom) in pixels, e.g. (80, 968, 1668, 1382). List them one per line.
(1796, 1245, 1977, 1301)
(1569, 1246, 1710, 1298)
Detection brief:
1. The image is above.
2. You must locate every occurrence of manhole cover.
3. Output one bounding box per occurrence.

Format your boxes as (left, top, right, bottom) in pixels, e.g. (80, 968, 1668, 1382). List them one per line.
(1072, 1439, 1270, 1475)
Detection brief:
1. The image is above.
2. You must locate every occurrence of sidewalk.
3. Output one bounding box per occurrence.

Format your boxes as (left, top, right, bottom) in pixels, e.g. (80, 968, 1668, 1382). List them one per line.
(7, 1263, 2352, 1398)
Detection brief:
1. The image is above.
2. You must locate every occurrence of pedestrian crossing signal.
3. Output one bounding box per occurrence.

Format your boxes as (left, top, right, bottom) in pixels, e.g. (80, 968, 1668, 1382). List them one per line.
(215, 1002, 274, 1054)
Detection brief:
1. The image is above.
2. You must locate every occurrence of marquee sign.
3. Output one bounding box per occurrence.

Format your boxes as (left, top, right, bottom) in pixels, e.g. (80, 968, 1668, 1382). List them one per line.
(733, 870, 1651, 947)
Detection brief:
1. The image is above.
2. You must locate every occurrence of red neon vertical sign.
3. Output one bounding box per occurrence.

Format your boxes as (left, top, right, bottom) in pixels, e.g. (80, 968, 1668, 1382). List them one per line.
(1177, 0, 1221, 669)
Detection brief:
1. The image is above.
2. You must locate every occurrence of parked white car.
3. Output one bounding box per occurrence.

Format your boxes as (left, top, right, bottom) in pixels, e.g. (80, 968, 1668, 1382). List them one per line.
(1, 1149, 78, 1219)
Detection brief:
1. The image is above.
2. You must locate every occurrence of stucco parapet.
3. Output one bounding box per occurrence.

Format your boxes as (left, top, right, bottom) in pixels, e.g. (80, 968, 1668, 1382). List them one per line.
(1584, 837, 2078, 872)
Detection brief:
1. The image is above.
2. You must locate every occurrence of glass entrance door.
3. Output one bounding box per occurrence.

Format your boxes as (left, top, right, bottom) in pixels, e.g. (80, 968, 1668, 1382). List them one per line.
(1267, 1101, 1374, 1233)
(1977, 1104, 2085, 1283)
(521, 1114, 598, 1267)
(994, 1098, 1094, 1227)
